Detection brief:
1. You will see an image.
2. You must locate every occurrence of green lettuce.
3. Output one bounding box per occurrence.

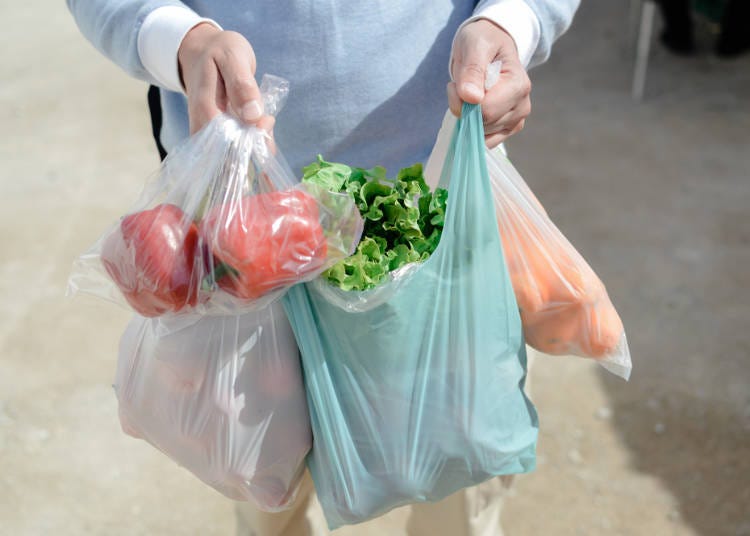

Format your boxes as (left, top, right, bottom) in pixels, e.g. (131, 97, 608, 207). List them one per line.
(302, 156, 448, 291)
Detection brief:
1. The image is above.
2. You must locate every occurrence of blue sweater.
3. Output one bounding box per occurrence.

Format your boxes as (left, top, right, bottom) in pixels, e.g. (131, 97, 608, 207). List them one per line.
(67, 0, 578, 174)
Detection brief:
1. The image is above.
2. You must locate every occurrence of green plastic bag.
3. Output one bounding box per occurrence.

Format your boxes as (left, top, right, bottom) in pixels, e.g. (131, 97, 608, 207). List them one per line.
(283, 104, 538, 529)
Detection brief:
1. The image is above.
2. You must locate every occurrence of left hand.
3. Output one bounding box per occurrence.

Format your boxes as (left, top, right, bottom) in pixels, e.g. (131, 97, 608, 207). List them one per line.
(449, 19, 532, 148)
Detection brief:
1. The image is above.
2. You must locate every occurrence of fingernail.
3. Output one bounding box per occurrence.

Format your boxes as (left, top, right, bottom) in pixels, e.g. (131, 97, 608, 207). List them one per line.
(460, 82, 483, 101)
(240, 100, 263, 122)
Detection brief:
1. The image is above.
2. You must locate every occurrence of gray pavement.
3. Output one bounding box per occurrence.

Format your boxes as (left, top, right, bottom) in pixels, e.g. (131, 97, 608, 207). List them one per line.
(1, 1, 748, 535)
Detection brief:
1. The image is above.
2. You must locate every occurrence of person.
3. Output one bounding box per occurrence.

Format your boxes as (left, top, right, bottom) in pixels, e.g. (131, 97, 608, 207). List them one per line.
(67, 1, 578, 534)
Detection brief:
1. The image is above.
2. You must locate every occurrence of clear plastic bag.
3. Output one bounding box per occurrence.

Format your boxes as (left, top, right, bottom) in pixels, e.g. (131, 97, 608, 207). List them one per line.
(68, 75, 362, 317)
(487, 148, 632, 379)
(283, 103, 538, 529)
(426, 111, 632, 380)
(115, 302, 310, 509)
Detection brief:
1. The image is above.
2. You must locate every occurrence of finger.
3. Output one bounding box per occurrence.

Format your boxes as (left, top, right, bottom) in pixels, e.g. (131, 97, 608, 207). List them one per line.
(485, 131, 508, 148)
(483, 98, 531, 136)
(215, 34, 263, 124)
(187, 60, 221, 134)
(485, 119, 525, 148)
(453, 38, 496, 104)
(256, 115, 275, 133)
(446, 82, 462, 117)
(256, 115, 277, 155)
(455, 63, 486, 104)
(480, 67, 531, 125)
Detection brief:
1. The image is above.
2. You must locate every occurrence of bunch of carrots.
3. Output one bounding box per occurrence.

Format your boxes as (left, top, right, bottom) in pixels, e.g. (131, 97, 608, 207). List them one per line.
(496, 191, 624, 359)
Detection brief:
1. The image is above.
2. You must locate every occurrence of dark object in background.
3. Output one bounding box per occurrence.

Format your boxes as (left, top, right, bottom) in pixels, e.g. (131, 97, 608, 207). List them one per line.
(655, 0, 748, 57)
(656, 0, 696, 55)
(715, 0, 750, 57)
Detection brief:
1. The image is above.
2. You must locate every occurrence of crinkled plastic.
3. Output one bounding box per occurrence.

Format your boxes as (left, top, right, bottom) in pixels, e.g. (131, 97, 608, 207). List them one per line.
(68, 75, 362, 317)
(115, 302, 311, 509)
(283, 103, 538, 529)
(425, 111, 632, 381)
(487, 148, 632, 379)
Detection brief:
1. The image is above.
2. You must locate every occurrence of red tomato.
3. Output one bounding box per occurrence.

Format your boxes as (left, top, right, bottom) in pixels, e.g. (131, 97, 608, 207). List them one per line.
(201, 190, 327, 299)
(102, 204, 200, 317)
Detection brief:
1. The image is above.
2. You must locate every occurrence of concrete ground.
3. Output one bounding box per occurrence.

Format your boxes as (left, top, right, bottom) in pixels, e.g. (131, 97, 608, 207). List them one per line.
(1, 1, 748, 535)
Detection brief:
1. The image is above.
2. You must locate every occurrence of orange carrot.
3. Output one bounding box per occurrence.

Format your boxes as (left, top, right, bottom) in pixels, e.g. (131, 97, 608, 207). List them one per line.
(497, 208, 621, 359)
(582, 298, 623, 358)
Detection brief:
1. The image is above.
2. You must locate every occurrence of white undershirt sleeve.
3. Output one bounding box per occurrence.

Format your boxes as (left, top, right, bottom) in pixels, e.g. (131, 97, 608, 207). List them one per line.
(137, 5, 222, 93)
(451, 0, 541, 75)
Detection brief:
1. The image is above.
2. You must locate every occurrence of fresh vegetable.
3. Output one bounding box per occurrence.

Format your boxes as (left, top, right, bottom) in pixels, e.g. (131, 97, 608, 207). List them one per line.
(101, 190, 329, 314)
(500, 213, 603, 314)
(497, 199, 623, 358)
(302, 156, 447, 291)
(201, 189, 327, 299)
(101, 203, 200, 317)
(521, 297, 623, 358)
(584, 298, 624, 357)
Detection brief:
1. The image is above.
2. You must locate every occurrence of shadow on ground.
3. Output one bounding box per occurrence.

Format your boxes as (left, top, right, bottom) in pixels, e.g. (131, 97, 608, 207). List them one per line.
(602, 369, 750, 536)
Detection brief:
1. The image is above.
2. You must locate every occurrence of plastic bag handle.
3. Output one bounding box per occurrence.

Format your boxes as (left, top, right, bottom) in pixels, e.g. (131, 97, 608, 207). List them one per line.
(436, 102, 502, 254)
(259, 74, 290, 117)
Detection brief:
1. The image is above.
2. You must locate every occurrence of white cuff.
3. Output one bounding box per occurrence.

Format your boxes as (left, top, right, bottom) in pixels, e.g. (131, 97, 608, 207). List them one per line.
(137, 6, 222, 93)
(452, 0, 541, 75)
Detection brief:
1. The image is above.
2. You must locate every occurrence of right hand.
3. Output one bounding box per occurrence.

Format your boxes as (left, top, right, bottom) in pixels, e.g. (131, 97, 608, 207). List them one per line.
(449, 19, 532, 148)
(178, 23, 274, 134)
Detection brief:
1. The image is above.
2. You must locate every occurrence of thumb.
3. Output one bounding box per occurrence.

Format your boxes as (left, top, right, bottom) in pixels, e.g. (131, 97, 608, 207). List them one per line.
(456, 51, 492, 104)
(453, 38, 495, 104)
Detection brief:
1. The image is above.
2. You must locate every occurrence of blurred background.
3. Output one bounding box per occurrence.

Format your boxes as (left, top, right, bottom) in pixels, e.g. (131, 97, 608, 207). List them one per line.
(1, 1, 748, 535)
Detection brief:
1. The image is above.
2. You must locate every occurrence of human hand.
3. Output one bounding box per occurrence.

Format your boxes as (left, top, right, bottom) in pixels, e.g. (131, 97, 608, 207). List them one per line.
(178, 23, 274, 134)
(449, 19, 532, 148)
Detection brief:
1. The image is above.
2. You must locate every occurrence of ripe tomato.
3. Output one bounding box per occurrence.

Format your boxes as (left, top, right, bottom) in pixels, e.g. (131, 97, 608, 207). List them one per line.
(102, 204, 200, 316)
(202, 190, 327, 299)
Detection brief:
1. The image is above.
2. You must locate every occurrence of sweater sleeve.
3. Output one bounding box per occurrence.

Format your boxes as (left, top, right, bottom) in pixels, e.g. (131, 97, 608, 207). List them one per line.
(66, 0, 206, 88)
(466, 0, 542, 68)
(451, 0, 580, 74)
(517, 0, 580, 67)
(458, 0, 579, 70)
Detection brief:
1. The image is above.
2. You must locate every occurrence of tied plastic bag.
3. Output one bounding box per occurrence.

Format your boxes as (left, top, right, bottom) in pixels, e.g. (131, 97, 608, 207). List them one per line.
(68, 75, 362, 317)
(425, 112, 632, 380)
(116, 302, 310, 509)
(283, 103, 538, 529)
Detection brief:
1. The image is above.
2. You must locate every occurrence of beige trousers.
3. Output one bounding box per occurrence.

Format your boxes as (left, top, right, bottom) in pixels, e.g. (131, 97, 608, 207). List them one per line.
(236, 350, 536, 536)
(236, 471, 515, 536)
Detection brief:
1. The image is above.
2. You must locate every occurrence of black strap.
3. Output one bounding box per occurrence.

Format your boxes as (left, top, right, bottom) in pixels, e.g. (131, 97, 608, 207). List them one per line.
(147, 85, 168, 161)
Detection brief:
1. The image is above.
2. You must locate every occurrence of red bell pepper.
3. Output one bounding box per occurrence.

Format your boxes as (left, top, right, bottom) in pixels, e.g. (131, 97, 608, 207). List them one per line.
(101, 204, 200, 317)
(201, 190, 327, 299)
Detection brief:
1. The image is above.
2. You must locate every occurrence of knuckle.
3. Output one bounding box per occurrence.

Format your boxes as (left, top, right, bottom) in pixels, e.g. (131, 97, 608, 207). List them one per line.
(487, 134, 505, 148)
(462, 62, 485, 80)
(483, 106, 505, 126)
(215, 44, 236, 64)
(521, 101, 531, 120)
(214, 35, 255, 66)
(221, 30, 246, 46)
(519, 75, 532, 97)
(227, 75, 255, 96)
(191, 96, 215, 119)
